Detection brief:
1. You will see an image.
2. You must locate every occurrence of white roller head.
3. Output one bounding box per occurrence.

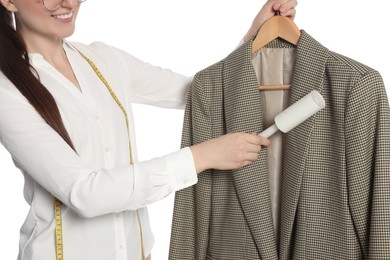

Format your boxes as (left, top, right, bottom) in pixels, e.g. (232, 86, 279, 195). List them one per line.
(275, 90, 325, 133)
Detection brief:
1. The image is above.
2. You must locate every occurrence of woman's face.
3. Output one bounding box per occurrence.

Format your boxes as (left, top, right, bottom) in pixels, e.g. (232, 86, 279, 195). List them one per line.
(2, 0, 81, 43)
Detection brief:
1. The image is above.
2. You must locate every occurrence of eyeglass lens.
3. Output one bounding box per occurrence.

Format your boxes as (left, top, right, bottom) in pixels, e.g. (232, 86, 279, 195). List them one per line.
(42, 0, 85, 12)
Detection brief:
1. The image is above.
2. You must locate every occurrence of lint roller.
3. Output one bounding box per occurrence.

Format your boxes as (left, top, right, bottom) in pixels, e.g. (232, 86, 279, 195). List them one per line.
(259, 90, 325, 138)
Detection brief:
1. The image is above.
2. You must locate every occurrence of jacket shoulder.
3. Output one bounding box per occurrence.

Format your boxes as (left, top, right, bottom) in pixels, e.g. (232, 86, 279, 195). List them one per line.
(328, 51, 379, 77)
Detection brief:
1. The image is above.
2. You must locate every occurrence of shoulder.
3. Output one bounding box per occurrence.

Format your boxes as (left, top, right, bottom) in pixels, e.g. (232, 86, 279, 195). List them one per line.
(328, 51, 377, 77)
(326, 51, 384, 95)
(65, 41, 122, 62)
(65, 40, 149, 73)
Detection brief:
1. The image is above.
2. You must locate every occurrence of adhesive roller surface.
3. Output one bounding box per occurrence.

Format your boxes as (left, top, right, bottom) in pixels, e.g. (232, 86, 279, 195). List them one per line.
(275, 90, 325, 133)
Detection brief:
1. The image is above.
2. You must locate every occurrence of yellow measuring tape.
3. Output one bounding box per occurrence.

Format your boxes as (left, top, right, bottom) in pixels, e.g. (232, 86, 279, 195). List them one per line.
(54, 49, 146, 260)
(54, 198, 63, 260)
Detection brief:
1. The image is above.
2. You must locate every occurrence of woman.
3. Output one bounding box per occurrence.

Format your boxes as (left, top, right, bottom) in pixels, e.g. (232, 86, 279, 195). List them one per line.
(0, 0, 297, 259)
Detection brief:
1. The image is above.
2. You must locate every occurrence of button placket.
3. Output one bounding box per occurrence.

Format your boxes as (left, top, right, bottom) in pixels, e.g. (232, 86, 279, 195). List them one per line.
(113, 212, 127, 259)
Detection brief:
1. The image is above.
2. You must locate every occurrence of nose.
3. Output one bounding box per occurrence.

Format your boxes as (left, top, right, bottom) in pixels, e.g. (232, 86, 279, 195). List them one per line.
(60, 0, 78, 9)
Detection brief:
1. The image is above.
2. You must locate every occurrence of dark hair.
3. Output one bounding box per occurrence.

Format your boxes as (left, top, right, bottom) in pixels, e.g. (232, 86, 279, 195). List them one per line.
(0, 6, 75, 151)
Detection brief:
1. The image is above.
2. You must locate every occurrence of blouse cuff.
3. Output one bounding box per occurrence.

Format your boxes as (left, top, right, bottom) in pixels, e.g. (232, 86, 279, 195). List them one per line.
(166, 147, 198, 191)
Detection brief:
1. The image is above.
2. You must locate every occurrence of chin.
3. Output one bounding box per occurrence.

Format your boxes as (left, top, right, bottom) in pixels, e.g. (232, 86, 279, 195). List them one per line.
(61, 27, 76, 38)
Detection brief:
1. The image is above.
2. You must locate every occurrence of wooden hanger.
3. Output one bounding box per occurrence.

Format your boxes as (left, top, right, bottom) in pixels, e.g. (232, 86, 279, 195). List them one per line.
(252, 14, 301, 91)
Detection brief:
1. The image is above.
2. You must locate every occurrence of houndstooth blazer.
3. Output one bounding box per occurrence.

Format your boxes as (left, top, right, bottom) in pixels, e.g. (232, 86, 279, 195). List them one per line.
(169, 31, 390, 260)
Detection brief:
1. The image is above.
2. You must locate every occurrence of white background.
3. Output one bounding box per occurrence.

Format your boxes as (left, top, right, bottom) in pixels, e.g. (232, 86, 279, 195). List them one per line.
(1, 0, 389, 259)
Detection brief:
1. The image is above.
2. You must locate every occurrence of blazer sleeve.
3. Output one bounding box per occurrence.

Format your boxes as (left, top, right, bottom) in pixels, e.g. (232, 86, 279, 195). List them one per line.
(344, 69, 390, 259)
(169, 71, 214, 260)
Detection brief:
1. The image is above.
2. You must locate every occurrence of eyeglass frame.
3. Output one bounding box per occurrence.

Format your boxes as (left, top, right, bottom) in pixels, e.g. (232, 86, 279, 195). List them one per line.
(41, 0, 86, 12)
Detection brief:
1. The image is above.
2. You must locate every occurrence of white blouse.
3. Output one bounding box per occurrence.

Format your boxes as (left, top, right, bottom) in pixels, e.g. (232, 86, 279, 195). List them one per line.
(0, 41, 198, 260)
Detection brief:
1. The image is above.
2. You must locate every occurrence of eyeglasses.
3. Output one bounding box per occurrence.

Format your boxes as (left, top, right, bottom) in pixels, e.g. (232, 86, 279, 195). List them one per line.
(41, 0, 86, 12)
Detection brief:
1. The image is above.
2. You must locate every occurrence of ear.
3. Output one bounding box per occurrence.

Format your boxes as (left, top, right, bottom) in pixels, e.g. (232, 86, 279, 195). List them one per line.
(1, 0, 18, 12)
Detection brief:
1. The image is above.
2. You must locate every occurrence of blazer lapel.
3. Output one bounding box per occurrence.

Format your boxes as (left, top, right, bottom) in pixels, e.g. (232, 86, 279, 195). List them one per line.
(223, 39, 278, 259)
(215, 31, 329, 258)
(279, 31, 329, 258)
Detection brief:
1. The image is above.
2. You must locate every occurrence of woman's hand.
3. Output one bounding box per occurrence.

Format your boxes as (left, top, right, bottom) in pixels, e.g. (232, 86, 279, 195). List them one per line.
(190, 132, 271, 174)
(244, 0, 298, 42)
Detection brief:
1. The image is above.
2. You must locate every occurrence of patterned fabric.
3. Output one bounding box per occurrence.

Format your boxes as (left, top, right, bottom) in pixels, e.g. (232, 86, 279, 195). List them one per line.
(169, 31, 390, 260)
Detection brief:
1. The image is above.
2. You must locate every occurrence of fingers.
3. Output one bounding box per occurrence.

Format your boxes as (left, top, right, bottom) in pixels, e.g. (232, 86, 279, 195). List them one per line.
(193, 132, 272, 172)
(244, 150, 261, 161)
(247, 132, 272, 147)
(243, 0, 297, 42)
(242, 160, 254, 168)
(281, 8, 296, 19)
(273, 0, 298, 19)
(236, 132, 272, 167)
(260, 135, 272, 146)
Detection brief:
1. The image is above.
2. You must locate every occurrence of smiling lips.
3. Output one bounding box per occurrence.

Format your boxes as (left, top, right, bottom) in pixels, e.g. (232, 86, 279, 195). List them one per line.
(53, 11, 73, 20)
